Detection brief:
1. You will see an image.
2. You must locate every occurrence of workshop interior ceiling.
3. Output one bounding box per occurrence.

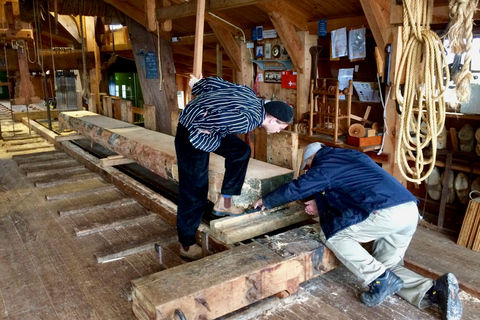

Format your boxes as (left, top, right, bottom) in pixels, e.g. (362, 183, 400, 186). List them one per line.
(16, 0, 453, 77)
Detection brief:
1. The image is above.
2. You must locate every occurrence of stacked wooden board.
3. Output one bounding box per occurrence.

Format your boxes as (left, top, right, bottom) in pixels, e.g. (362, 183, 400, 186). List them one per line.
(457, 198, 480, 251)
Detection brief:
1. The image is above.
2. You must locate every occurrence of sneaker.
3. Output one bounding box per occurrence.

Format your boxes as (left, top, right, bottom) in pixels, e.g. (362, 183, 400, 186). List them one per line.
(360, 269, 404, 306)
(430, 273, 462, 320)
(213, 196, 245, 217)
(179, 244, 203, 260)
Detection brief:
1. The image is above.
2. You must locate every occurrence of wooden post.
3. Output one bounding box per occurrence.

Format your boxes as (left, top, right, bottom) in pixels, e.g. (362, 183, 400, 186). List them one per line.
(85, 17, 101, 113)
(143, 104, 157, 131)
(121, 100, 134, 123)
(216, 43, 223, 78)
(192, 0, 206, 78)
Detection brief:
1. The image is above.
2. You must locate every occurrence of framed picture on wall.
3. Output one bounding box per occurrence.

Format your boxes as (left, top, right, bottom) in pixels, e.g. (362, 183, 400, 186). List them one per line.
(256, 46, 264, 57)
(265, 43, 271, 59)
(264, 70, 282, 83)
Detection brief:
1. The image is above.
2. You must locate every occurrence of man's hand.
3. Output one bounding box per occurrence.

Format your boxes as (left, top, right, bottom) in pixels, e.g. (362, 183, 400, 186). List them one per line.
(253, 198, 265, 211)
(304, 199, 318, 216)
(189, 74, 202, 88)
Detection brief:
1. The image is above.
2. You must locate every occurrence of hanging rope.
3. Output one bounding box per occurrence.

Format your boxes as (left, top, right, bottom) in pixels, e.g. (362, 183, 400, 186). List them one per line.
(156, 20, 163, 91)
(447, 0, 479, 102)
(394, 0, 450, 183)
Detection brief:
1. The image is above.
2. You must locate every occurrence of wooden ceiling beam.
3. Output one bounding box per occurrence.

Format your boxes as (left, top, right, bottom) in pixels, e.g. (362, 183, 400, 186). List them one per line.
(267, 10, 304, 73)
(256, 1, 309, 31)
(102, 0, 147, 29)
(156, 0, 274, 21)
(172, 45, 234, 69)
(359, 0, 389, 52)
(207, 19, 242, 72)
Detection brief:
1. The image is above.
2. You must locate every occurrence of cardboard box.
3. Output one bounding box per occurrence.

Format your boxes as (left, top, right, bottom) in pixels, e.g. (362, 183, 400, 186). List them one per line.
(347, 135, 382, 147)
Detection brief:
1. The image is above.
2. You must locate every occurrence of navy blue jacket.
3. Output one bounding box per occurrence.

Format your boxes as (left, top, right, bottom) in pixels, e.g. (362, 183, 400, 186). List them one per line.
(262, 147, 418, 239)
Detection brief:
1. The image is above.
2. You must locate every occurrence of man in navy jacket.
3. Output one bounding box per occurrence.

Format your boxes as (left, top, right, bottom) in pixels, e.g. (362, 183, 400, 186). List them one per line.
(254, 142, 462, 320)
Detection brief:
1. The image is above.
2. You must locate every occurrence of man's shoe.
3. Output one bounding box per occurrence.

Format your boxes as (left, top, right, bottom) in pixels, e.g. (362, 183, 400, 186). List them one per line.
(213, 197, 245, 217)
(179, 244, 203, 260)
(430, 273, 462, 320)
(360, 269, 404, 306)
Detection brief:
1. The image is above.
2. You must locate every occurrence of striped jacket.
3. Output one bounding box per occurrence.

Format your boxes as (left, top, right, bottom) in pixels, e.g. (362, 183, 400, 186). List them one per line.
(178, 77, 265, 152)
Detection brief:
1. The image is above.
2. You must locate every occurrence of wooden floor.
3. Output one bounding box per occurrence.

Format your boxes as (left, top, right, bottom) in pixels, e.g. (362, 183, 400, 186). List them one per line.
(1, 117, 480, 320)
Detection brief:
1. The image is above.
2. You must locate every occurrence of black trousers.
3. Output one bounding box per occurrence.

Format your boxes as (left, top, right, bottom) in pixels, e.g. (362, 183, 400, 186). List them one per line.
(174, 124, 251, 246)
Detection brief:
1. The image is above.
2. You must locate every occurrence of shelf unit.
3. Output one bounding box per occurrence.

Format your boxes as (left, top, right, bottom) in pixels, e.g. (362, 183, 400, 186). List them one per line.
(308, 78, 352, 143)
(251, 60, 292, 70)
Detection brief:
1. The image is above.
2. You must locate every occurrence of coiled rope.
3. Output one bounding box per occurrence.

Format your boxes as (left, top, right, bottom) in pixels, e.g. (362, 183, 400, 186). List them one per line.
(394, 0, 450, 183)
(447, 0, 479, 102)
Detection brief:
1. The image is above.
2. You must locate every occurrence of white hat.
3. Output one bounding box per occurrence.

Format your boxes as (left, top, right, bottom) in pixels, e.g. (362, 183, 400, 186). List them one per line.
(301, 142, 323, 170)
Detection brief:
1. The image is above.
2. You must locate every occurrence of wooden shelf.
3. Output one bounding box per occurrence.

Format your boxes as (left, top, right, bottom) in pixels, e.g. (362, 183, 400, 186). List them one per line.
(445, 112, 480, 120)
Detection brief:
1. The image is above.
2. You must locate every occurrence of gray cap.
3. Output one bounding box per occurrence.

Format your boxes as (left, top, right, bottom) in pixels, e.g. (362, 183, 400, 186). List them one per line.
(301, 142, 323, 170)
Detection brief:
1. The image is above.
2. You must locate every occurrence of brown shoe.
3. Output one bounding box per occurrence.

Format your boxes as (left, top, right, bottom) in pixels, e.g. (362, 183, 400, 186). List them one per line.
(179, 244, 203, 260)
(213, 196, 245, 217)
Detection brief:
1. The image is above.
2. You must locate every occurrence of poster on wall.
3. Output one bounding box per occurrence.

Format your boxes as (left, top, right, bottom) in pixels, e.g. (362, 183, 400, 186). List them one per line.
(331, 27, 347, 59)
(348, 28, 366, 60)
(145, 51, 158, 79)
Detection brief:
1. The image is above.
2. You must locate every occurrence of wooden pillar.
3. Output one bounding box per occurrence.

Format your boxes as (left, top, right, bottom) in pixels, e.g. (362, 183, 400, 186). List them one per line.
(192, 0, 206, 78)
(382, 26, 405, 184)
(236, 39, 253, 87)
(85, 16, 101, 113)
(143, 104, 157, 131)
(297, 31, 317, 124)
(216, 43, 223, 78)
(14, 49, 36, 105)
(126, 17, 177, 134)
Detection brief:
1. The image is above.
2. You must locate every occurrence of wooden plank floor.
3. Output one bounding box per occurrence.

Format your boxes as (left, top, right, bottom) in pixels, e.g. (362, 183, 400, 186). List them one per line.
(1, 119, 480, 319)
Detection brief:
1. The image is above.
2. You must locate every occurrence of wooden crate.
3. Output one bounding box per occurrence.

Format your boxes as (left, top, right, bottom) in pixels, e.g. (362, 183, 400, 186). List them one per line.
(457, 198, 480, 251)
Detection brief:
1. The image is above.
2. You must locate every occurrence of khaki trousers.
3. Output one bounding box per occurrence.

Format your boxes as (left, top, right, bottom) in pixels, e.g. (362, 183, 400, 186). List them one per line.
(320, 201, 433, 308)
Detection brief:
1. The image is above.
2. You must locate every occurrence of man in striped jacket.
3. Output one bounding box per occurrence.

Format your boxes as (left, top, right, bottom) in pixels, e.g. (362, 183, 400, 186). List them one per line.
(175, 75, 293, 260)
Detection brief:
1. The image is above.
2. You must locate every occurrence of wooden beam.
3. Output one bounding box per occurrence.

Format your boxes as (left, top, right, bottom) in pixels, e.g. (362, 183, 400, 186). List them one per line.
(257, 1, 308, 31)
(207, 19, 242, 72)
(0, 28, 33, 40)
(156, 0, 273, 21)
(132, 225, 339, 320)
(99, 155, 136, 167)
(55, 14, 81, 43)
(267, 10, 304, 73)
(102, 0, 147, 29)
(360, 0, 389, 52)
(55, 134, 87, 142)
(172, 45, 234, 69)
(193, 0, 206, 77)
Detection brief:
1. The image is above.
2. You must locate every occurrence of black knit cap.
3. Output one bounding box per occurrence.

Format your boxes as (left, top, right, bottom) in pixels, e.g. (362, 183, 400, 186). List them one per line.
(264, 101, 294, 123)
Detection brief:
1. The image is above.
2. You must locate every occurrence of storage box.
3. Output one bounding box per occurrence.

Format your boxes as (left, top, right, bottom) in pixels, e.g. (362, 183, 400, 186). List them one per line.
(347, 135, 382, 147)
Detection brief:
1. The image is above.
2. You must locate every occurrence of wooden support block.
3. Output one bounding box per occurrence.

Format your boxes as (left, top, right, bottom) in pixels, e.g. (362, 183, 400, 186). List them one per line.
(25, 165, 87, 178)
(74, 213, 157, 236)
(58, 197, 137, 216)
(266, 130, 298, 170)
(45, 185, 117, 201)
(131, 225, 338, 320)
(35, 172, 99, 188)
(209, 203, 311, 244)
(99, 155, 136, 167)
(55, 134, 87, 142)
(143, 104, 156, 131)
